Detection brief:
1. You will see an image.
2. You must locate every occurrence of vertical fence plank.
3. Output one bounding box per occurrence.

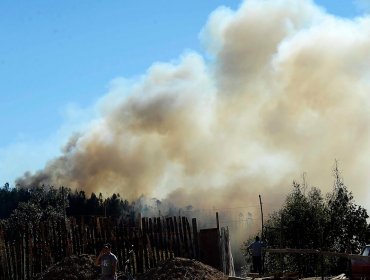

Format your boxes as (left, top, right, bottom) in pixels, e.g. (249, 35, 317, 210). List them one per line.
(161, 218, 169, 260)
(185, 217, 193, 259)
(147, 218, 155, 267)
(179, 217, 185, 256)
(173, 216, 181, 257)
(0, 224, 7, 279)
(5, 240, 11, 280)
(158, 217, 165, 262)
(181, 217, 189, 258)
(166, 218, 173, 258)
(12, 240, 17, 280)
(169, 217, 178, 258)
(26, 224, 32, 280)
(141, 217, 149, 271)
(22, 231, 26, 280)
(152, 218, 160, 265)
(115, 220, 123, 270)
(192, 218, 199, 260)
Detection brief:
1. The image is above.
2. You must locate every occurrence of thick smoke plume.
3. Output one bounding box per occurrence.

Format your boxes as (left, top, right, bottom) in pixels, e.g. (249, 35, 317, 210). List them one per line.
(17, 0, 370, 216)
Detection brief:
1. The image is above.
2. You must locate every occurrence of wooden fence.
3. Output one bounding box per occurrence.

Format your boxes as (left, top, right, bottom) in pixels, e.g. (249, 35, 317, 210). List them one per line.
(0, 215, 200, 280)
(264, 248, 370, 278)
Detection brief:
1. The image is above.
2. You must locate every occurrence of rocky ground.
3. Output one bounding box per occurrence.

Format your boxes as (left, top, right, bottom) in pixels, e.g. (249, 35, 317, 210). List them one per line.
(33, 254, 229, 280)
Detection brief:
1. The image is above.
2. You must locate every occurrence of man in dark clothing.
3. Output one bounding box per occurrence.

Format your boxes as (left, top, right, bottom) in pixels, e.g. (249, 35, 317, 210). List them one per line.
(95, 243, 118, 280)
(248, 236, 264, 274)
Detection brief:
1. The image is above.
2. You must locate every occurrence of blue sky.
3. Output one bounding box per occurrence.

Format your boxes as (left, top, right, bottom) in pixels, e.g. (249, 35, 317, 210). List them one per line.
(0, 0, 368, 185)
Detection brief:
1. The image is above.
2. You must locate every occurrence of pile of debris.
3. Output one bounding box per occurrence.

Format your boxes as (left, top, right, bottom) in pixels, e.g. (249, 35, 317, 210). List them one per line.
(33, 254, 229, 280)
(33, 254, 100, 280)
(136, 257, 228, 280)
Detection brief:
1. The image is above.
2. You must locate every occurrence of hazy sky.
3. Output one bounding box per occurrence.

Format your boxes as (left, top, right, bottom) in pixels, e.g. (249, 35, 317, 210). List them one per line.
(1, 0, 370, 210)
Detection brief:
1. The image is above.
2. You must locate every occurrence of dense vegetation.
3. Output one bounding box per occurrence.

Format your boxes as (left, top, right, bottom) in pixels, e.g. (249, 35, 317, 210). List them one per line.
(0, 183, 134, 220)
(244, 164, 370, 276)
(0, 183, 183, 233)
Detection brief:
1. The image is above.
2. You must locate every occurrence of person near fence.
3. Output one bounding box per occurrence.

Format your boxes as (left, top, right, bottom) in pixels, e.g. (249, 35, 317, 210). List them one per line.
(95, 243, 118, 280)
(247, 236, 265, 274)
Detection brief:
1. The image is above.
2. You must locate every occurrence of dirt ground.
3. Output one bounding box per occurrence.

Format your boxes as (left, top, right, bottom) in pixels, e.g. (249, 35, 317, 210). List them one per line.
(33, 254, 228, 280)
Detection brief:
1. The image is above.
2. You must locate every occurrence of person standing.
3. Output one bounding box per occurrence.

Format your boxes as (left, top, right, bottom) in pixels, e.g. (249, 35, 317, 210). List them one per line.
(248, 236, 264, 274)
(95, 243, 118, 280)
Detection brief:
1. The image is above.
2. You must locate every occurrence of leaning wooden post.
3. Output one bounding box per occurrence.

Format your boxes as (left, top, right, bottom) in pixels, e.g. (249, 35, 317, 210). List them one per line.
(259, 195, 264, 238)
(259, 194, 265, 274)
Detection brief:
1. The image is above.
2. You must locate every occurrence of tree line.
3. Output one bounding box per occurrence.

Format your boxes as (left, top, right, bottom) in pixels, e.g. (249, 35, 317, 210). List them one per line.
(0, 183, 186, 234)
(0, 184, 138, 228)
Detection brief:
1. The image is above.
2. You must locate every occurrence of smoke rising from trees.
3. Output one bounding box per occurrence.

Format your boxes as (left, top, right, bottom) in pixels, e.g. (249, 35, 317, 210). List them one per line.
(16, 0, 370, 213)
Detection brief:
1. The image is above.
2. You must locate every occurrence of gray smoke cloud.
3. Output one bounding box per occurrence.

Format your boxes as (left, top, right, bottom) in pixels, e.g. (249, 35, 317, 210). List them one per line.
(16, 0, 370, 217)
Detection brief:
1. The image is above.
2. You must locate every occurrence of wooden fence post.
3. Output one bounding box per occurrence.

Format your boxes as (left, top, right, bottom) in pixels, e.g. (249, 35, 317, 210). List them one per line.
(192, 218, 199, 260)
(182, 217, 189, 258)
(172, 217, 180, 257)
(147, 218, 155, 267)
(185, 218, 193, 258)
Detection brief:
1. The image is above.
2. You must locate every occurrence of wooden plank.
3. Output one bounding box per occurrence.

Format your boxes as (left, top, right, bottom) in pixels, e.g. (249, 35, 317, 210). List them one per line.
(22, 231, 26, 280)
(26, 224, 32, 280)
(153, 217, 158, 261)
(130, 227, 137, 276)
(141, 217, 149, 271)
(0, 225, 7, 279)
(11, 240, 17, 280)
(177, 217, 185, 256)
(132, 230, 139, 274)
(166, 217, 173, 258)
(15, 232, 21, 280)
(173, 216, 181, 257)
(116, 220, 124, 270)
(192, 218, 199, 260)
(148, 218, 155, 267)
(5, 240, 10, 280)
(266, 248, 320, 254)
(162, 217, 169, 260)
(185, 217, 193, 258)
(157, 217, 164, 261)
(168, 217, 175, 257)
(266, 248, 370, 260)
(32, 226, 38, 276)
(182, 217, 189, 258)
